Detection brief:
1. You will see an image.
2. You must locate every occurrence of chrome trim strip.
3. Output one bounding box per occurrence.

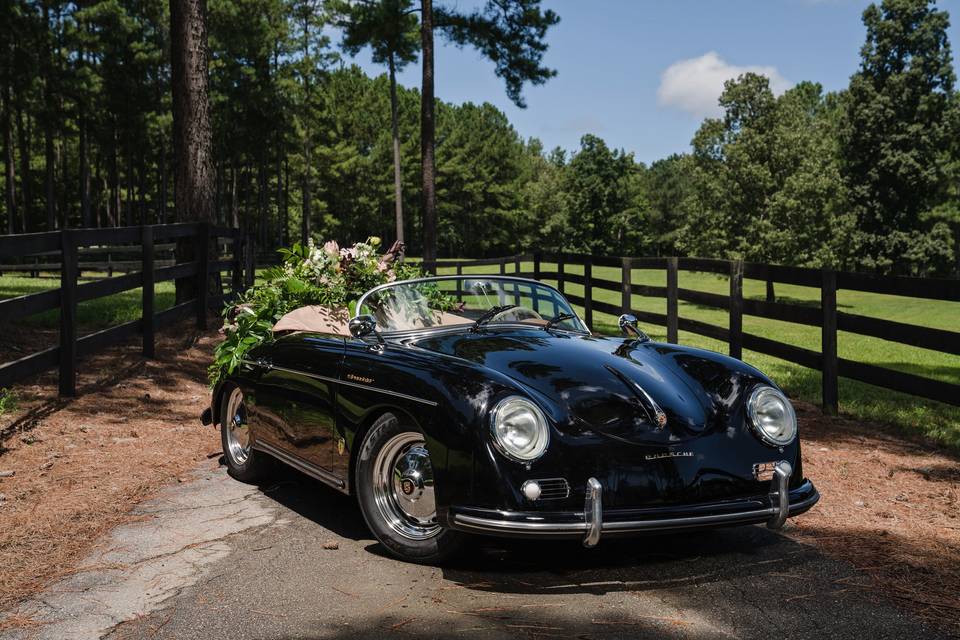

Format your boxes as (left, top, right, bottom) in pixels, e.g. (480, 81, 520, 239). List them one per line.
(253, 439, 346, 491)
(583, 477, 603, 548)
(239, 359, 438, 407)
(453, 514, 588, 534)
(450, 481, 819, 538)
(766, 460, 792, 529)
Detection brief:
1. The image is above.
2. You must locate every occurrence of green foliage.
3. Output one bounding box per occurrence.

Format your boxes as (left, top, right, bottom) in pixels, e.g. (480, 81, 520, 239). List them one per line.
(436, 0, 560, 108)
(0, 388, 18, 418)
(1, 0, 959, 279)
(208, 237, 437, 386)
(840, 0, 958, 273)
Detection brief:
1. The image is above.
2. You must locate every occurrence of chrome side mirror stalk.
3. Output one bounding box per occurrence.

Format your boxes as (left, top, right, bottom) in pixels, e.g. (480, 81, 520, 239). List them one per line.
(618, 314, 649, 342)
(349, 314, 385, 350)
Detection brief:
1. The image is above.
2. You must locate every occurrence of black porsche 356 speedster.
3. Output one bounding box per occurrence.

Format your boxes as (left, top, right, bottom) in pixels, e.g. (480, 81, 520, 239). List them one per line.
(201, 275, 819, 562)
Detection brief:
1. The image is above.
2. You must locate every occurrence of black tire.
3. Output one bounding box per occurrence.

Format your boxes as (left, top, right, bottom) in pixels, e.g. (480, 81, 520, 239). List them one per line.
(355, 413, 465, 564)
(219, 385, 271, 483)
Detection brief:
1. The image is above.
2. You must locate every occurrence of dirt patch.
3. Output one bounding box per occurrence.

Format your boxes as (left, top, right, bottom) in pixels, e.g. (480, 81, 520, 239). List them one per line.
(791, 402, 960, 630)
(0, 319, 221, 620)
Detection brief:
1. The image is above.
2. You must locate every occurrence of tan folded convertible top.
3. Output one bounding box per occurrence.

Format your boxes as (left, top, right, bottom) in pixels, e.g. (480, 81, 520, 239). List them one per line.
(272, 305, 352, 336)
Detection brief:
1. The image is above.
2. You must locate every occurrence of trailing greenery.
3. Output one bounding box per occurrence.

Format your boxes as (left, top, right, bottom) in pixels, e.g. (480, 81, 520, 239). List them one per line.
(208, 237, 434, 386)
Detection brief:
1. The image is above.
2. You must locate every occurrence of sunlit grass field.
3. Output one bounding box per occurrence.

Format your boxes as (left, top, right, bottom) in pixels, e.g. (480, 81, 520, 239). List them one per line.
(432, 259, 960, 448)
(3, 262, 958, 448)
(0, 272, 177, 331)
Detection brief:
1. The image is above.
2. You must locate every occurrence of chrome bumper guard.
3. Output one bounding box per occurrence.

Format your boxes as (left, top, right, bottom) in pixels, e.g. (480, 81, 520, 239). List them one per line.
(451, 461, 815, 547)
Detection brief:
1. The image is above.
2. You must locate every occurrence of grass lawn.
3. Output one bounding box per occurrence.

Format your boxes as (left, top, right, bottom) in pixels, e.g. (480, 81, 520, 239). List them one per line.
(436, 260, 960, 448)
(0, 272, 178, 331)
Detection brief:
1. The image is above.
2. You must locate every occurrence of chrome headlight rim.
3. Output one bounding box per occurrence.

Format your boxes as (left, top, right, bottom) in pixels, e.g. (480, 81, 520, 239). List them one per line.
(489, 396, 550, 463)
(746, 385, 797, 447)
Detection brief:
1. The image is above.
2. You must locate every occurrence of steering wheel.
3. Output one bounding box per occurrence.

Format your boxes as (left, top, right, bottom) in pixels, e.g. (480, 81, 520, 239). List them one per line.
(489, 306, 543, 323)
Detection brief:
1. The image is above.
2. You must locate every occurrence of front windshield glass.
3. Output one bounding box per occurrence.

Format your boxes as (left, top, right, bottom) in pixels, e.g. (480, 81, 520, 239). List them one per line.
(357, 277, 586, 334)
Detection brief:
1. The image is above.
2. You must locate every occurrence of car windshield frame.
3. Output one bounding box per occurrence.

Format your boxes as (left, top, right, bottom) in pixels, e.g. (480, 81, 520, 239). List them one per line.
(355, 275, 590, 336)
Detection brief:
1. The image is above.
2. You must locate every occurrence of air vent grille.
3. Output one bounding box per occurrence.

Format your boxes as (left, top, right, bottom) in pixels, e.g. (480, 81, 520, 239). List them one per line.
(536, 478, 571, 500)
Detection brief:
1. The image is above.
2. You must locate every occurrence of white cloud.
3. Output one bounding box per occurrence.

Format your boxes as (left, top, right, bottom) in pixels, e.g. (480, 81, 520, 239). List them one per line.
(657, 52, 792, 118)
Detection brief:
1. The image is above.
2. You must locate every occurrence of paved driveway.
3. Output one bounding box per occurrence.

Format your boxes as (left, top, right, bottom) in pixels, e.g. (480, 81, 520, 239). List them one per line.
(3, 463, 946, 640)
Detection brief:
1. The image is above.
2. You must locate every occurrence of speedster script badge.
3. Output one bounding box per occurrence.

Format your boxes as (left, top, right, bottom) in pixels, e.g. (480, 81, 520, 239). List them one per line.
(645, 451, 694, 461)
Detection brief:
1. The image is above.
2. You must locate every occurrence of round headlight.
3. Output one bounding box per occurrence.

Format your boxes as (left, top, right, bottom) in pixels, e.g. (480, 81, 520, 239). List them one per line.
(490, 396, 550, 462)
(747, 386, 797, 447)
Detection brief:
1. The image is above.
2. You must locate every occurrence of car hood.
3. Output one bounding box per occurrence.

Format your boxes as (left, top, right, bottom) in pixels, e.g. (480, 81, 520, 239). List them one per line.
(409, 327, 768, 445)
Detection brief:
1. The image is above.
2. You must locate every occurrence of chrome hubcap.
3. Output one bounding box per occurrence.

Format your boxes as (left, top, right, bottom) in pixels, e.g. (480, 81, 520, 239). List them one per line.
(224, 388, 251, 465)
(372, 432, 440, 540)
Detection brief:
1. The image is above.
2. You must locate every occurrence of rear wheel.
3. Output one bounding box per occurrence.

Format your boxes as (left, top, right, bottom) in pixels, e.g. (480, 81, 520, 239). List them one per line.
(355, 413, 465, 563)
(220, 386, 271, 483)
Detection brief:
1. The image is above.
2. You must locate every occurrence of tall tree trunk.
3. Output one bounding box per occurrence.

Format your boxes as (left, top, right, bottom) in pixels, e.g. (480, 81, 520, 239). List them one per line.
(126, 148, 134, 226)
(109, 130, 119, 226)
(282, 157, 288, 246)
(274, 133, 282, 245)
(2, 81, 16, 234)
(16, 105, 29, 231)
(170, 0, 216, 303)
(158, 138, 167, 224)
(257, 161, 266, 245)
(138, 146, 146, 224)
(420, 0, 436, 263)
(229, 158, 238, 228)
(388, 54, 404, 246)
(79, 104, 91, 227)
(43, 3, 57, 231)
(301, 163, 311, 246)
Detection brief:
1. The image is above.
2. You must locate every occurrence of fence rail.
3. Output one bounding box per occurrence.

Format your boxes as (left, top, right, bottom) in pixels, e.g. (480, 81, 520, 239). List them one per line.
(423, 254, 960, 412)
(0, 223, 253, 396)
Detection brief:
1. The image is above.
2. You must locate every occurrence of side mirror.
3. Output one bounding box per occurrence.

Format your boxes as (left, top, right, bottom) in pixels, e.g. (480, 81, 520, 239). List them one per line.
(349, 314, 378, 338)
(618, 314, 649, 341)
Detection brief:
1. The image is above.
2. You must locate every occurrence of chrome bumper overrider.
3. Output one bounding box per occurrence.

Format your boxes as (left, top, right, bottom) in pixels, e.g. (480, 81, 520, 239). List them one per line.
(450, 461, 818, 548)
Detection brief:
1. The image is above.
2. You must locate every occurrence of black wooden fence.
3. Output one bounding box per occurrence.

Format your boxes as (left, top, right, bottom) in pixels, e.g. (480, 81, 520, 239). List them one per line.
(0, 223, 254, 396)
(424, 254, 960, 413)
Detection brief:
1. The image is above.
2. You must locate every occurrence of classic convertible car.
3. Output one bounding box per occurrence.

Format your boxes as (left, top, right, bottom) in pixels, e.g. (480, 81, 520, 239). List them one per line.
(201, 276, 819, 562)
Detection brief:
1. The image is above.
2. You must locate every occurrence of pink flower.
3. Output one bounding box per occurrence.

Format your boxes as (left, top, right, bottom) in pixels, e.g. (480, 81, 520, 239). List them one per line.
(322, 240, 339, 258)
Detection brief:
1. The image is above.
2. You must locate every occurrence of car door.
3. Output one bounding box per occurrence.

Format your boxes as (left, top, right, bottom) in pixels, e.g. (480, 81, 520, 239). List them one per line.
(252, 332, 346, 478)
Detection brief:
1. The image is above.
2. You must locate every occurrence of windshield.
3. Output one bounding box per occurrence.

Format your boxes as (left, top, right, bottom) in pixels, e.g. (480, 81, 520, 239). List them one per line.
(357, 277, 587, 334)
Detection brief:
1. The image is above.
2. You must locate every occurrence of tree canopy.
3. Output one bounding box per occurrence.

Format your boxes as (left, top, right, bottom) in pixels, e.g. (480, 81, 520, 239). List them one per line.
(0, 0, 958, 277)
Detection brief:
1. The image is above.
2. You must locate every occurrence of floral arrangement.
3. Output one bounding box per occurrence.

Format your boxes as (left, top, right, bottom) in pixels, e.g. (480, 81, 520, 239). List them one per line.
(209, 237, 429, 387)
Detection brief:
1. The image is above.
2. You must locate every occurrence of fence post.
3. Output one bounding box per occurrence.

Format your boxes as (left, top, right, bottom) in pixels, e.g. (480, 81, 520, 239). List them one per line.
(533, 252, 541, 280)
(666, 257, 678, 344)
(456, 263, 463, 302)
(499, 258, 506, 275)
(244, 233, 255, 289)
(729, 259, 743, 360)
(821, 269, 839, 415)
(514, 254, 521, 275)
(584, 256, 593, 331)
(232, 234, 243, 295)
(59, 230, 77, 397)
(557, 253, 565, 293)
(621, 257, 632, 315)
(196, 223, 209, 330)
(142, 225, 155, 358)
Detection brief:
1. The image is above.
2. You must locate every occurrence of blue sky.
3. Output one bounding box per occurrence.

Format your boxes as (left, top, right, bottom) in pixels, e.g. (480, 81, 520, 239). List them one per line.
(345, 0, 960, 165)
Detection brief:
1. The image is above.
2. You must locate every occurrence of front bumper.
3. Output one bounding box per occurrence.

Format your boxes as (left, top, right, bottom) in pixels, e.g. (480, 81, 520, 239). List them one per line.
(448, 461, 819, 547)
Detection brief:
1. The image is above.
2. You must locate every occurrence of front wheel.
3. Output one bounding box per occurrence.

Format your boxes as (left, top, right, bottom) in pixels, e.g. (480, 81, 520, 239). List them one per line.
(220, 386, 271, 483)
(355, 413, 465, 563)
